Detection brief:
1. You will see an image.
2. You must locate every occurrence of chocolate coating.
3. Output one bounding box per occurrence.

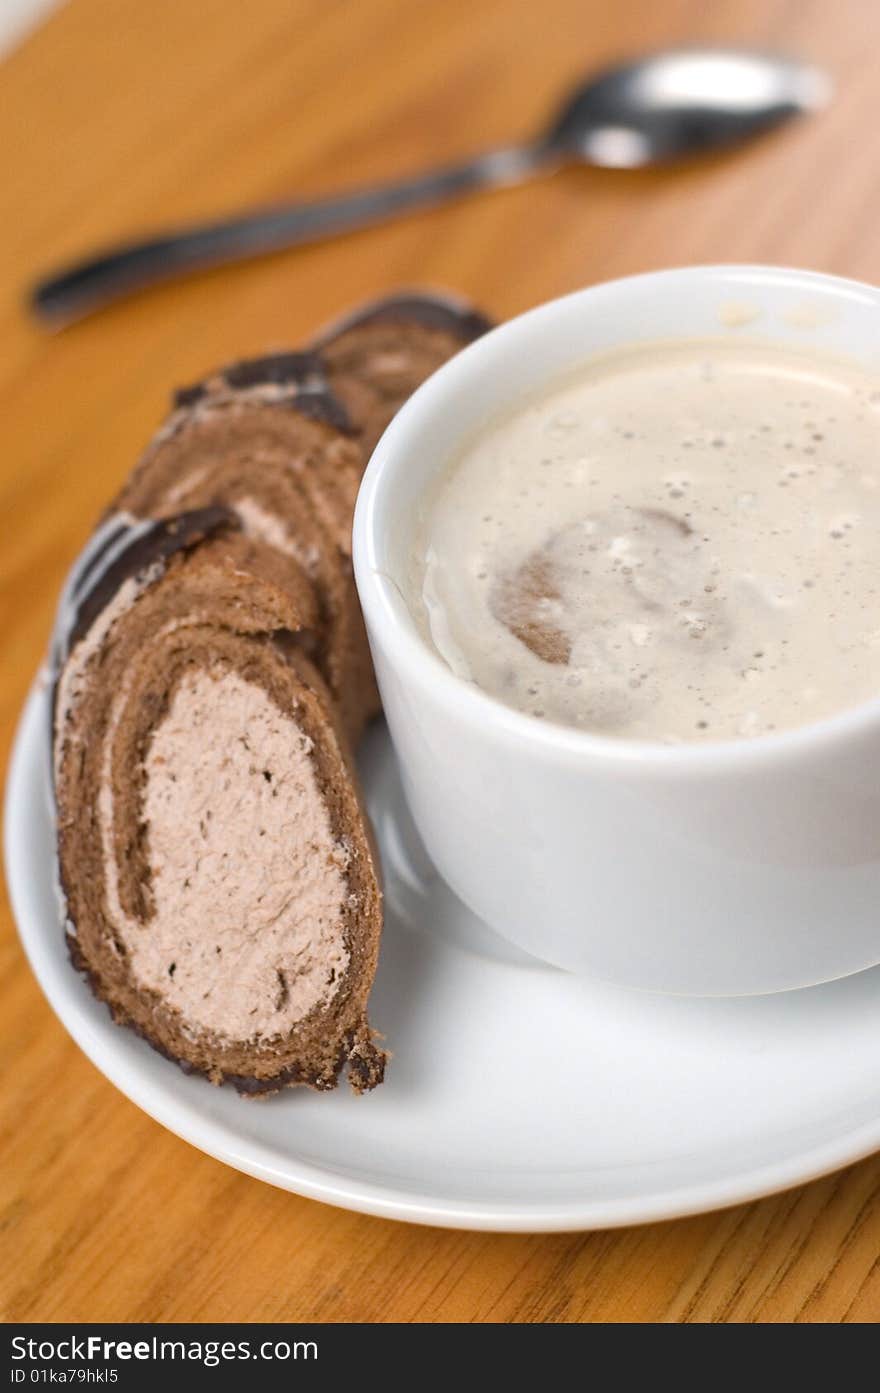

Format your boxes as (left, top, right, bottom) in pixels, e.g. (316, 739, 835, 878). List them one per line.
(314, 291, 494, 348)
(173, 382, 207, 409)
(55, 507, 237, 670)
(174, 352, 352, 433)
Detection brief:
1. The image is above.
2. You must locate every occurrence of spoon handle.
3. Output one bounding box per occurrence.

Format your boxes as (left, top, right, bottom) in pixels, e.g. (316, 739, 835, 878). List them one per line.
(31, 144, 547, 324)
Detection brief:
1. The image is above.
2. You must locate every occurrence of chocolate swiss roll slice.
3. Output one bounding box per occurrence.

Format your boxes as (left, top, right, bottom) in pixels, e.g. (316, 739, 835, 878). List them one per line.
(115, 351, 378, 741)
(53, 512, 385, 1094)
(312, 291, 495, 460)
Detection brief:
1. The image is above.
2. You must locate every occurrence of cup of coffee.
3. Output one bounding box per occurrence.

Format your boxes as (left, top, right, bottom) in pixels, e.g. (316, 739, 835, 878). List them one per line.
(353, 266, 880, 994)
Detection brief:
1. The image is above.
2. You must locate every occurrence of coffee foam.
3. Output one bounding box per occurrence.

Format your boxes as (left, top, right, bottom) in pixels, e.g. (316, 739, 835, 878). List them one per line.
(418, 340, 880, 742)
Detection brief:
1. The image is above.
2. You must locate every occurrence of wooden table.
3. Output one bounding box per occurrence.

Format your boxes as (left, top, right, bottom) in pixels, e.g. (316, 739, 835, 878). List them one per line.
(2, 0, 879, 1324)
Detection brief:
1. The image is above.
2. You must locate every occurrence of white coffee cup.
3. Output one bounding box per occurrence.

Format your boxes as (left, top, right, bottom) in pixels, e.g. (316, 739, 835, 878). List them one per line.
(353, 266, 880, 995)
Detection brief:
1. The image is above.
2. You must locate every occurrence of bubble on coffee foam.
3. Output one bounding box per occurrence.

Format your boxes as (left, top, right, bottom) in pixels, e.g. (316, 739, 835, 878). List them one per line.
(741, 573, 798, 611)
(546, 410, 582, 437)
(664, 471, 692, 501)
(829, 512, 859, 539)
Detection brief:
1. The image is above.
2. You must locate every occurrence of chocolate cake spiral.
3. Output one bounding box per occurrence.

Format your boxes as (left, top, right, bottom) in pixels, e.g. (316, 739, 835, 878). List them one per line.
(50, 290, 492, 1095)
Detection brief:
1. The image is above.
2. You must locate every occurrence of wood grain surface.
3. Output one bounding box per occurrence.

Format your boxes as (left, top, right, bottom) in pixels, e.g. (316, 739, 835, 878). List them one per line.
(2, 0, 879, 1324)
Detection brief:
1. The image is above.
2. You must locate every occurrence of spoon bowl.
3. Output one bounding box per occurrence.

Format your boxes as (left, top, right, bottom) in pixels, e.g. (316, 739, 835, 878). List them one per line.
(543, 48, 830, 167)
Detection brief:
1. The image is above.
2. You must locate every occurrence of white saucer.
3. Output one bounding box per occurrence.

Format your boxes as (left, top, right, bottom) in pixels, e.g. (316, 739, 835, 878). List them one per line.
(7, 682, 880, 1231)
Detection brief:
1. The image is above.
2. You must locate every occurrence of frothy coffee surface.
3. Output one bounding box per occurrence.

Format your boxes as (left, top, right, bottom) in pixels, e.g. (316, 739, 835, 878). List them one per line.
(418, 340, 880, 742)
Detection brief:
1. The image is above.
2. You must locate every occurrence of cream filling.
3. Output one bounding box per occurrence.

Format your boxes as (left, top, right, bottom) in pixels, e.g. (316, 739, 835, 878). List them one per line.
(233, 495, 320, 574)
(159, 465, 210, 507)
(54, 574, 154, 784)
(100, 667, 350, 1041)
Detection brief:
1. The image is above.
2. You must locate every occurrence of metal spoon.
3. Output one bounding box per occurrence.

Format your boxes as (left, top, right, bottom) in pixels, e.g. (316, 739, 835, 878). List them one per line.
(31, 48, 829, 324)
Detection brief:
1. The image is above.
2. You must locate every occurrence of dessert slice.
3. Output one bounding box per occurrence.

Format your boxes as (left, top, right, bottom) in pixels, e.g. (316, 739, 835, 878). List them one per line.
(115, 351, 378, 741)
(53, 511, 385, 1094)
(313, 291, 494, 459)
